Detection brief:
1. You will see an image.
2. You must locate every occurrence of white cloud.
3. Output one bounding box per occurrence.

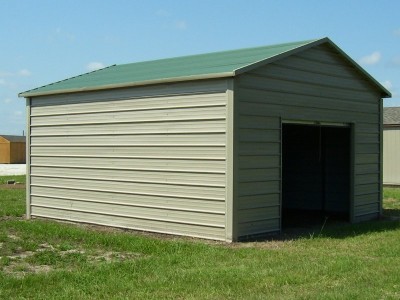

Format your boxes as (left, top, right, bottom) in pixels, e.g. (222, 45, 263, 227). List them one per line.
(359, 51, 381, 65)
(86, 62, 105, 71)
(0, 79, 5, 85)
(381, 80, 393, 90)
(13, 110, 23, 116)
(394, 28, 400, 37)
(175, 20, 187, 30)
(3, 98, 12, 104)
(18, 69, 31, 76)
(381, 80, 398, 97)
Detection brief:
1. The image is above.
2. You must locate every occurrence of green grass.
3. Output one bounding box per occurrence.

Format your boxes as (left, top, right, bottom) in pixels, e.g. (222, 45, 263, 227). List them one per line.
(383, 187, 400, 218)
(0, 175, 26, 184)
(0, 175, 26, 217)
(0, 189, 25, 217)
(0, 181, 400, 299)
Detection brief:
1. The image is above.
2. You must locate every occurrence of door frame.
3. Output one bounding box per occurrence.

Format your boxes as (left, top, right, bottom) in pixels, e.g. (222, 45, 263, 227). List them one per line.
(279, 119, 355, 231)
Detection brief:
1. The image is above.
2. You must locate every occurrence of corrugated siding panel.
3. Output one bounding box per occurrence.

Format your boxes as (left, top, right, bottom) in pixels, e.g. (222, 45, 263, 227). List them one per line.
(30, 146, 225, 158)
(30, 106, 226, 127)
(29, 80, 228, 241)
(30, 186, 225, 212)
(31, 207, 225, 240)
(383, 127, 400, 185)
(30, 167, 225, 186)
(235, 44, 381, 237)
(30, 156, 225, 173)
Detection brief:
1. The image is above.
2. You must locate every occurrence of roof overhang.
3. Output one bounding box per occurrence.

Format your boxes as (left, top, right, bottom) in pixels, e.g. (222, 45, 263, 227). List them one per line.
(384, 124, 400, 127)
(19, 72, 235, 98)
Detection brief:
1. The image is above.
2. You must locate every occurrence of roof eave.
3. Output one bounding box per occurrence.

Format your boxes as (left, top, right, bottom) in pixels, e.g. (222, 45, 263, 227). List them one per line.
(19, 72, 235, 98)
(384, 123, 400, 127)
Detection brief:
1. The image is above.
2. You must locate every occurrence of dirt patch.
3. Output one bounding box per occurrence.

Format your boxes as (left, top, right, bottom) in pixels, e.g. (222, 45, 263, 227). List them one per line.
(1, 236, 146, 278)
(89, 251, 143, 262)
(3, 263, 52, 278)
(0, 184, 25, 189)
(8, 234, 21, 241)
(0, 215, 24, 221)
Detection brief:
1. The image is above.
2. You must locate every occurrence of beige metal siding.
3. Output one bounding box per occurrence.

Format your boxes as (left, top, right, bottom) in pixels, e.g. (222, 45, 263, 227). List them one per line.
(235, 44, 382, 237)
(29, 79, 229, 240)
(383, 127, 400, 185)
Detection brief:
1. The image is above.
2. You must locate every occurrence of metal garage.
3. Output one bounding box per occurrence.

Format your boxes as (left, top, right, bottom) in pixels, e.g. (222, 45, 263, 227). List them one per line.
(19, 37, 391, 241)
(383, 107, 400, 185)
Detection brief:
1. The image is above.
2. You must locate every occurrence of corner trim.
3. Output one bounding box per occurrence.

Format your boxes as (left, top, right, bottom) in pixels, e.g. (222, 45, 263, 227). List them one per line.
(26, 97, 31, 219)
(225, 78, 237, 242)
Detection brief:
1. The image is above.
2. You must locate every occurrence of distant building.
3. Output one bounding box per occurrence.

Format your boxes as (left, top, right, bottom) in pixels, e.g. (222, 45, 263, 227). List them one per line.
(0, 135, 26, 164)
(383, 107, 400, 185)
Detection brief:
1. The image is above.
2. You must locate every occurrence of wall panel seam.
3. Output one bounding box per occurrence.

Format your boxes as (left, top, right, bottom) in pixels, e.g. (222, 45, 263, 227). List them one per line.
(31, 194, 225, 214)
(30, 184, 225, 201)
(31, 204, 225, 228)
(30, 174, 226, 188)
(31, 102, 227, 117)
(30, 165, 226, 174)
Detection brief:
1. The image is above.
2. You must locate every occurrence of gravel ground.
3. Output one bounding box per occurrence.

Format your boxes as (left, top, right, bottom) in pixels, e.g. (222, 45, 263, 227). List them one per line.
(0, 164, 26, 175)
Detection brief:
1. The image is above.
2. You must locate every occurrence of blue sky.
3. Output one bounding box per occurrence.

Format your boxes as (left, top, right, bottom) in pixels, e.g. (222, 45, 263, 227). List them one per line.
(1, 0, 399, 135)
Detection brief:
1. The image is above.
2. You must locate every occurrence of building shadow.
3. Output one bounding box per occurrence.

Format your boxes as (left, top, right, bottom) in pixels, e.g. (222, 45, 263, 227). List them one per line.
(241, 208, 400, 242)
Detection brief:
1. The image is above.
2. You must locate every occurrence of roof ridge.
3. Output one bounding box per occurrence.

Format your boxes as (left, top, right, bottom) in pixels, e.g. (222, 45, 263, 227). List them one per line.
(117, 39, 319, 68)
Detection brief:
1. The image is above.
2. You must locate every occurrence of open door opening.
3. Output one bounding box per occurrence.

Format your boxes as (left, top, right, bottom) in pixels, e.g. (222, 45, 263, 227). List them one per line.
(282, 123, 351, 228)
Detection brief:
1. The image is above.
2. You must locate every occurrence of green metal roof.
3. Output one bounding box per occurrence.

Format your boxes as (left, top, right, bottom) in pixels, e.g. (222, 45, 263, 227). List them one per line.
(19, 37, 391, 98)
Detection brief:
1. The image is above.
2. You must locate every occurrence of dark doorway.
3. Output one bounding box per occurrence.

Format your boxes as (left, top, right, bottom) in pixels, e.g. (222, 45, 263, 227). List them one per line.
(282, 124, 351, 228)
